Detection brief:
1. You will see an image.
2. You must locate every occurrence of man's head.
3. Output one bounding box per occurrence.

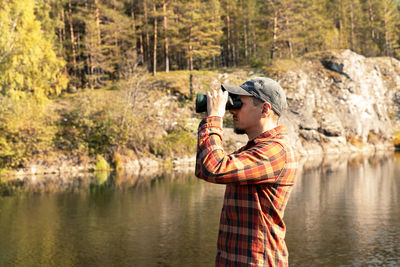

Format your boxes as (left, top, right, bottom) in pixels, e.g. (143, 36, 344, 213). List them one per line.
(221, 77, 286, 137)
(221, 77, 287, 117)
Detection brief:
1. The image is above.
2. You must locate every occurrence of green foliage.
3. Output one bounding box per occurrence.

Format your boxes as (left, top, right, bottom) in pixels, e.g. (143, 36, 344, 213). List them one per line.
(94, 171, 109, 185)
(150, 128, 197, 157)
(55, 90, 123, 156)
(53, 63, 158, 156)
(249, 55, 265, 69)
(95, 154, 110, 170)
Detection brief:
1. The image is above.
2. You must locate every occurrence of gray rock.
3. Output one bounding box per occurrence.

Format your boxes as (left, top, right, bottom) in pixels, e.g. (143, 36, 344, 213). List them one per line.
(279, 50, 400, 156)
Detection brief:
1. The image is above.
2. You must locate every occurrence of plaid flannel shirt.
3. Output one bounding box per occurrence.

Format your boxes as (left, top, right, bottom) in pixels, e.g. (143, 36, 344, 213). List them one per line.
(195, 116, 298, 267)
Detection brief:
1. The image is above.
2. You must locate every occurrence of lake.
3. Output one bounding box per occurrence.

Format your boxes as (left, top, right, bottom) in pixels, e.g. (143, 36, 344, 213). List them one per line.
(1, 153, 399, 266)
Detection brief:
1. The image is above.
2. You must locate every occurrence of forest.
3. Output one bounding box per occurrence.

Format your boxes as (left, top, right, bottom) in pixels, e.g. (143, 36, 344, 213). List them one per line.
(1, 0, 399, 94)
(0, 0, 399, 170)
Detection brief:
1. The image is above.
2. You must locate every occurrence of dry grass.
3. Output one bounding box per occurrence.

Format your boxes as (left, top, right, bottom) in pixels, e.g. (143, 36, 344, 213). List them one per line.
(347, 134, 364, 148)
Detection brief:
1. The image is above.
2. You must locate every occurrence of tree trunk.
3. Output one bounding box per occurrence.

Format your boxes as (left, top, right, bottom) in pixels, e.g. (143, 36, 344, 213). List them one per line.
(252, 30, 256, 56)
(367, 0, 375, 39)
(143, 1, 150, 63)
(93, 0, 103, 86)
(286, 18, 293, 58)
(131, 3, 137, 51)
(189, 26, 193, 71)
(62, 9, 66, 42)
(113, 1, 119, 61)
(76, 32, 82, 76)
(383, 2, 392, 56)
(338, 0, 344, 48)
(68, 0, 77, 73)
(244, 22, 248, 65)
(350, 1, 355, 51)
(271, 10, 278, 60)
(94, 0, 101, 46)
(189, 72, 193, 97)
(189, 47, 193, 71)
(153, 3, 157, 76)
(226, 14, 231, 66)
(57, 11, 63, 52)
(231, 17, 237, 66)
(139, 34, 144, 64)
(163, 0, 169, 72)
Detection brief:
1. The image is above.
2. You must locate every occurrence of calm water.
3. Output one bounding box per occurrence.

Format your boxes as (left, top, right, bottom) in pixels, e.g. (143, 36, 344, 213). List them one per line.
(1, 153, 400, 266)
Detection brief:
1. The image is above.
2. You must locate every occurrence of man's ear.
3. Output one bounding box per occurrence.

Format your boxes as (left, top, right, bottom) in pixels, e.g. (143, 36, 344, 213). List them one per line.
(262, 102, 271, 115)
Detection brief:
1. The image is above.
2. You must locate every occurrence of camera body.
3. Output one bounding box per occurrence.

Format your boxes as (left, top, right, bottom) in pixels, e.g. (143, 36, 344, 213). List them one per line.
(195, 93, 242, 113)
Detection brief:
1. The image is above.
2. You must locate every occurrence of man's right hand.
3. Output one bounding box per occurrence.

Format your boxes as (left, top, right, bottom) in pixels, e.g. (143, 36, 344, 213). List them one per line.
(207, 89, 228, 117)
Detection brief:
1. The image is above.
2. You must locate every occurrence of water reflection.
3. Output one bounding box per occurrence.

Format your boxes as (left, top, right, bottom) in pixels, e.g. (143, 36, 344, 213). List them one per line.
(286, 152, 400, 266)
(0, 153, 400, 266)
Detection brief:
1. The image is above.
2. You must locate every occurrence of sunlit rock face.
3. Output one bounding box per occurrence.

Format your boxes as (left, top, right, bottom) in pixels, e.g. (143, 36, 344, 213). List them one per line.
(279, 50, 400, 157)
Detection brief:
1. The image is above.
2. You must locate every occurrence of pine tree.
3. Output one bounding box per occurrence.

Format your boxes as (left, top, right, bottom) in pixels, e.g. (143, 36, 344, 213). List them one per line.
(77, 0, 104, 88)
(177, 0, 223, 70)
(380, 0, 400, 56)
(258, 0, 300, 61)
(359, 0, 382, 56)
(296, 0, 339, 54)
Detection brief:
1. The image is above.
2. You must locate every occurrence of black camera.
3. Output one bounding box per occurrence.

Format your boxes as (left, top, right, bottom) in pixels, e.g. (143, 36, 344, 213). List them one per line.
(195, 93, 242, 113)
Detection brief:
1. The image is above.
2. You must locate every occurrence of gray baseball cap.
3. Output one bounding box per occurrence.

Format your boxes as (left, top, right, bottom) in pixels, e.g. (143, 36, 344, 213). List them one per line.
(221, 77, 287, 116)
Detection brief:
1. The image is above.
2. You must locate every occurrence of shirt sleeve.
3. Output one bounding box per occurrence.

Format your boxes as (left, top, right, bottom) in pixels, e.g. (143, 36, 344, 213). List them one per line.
(195, 116, 286, 185)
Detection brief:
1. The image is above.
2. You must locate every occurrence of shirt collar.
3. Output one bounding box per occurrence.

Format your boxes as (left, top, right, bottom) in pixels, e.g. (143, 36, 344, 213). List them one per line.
(251, 125, 286, 144)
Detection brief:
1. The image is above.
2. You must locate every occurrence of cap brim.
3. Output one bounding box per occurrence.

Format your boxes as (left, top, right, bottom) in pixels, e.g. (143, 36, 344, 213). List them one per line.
(221, 84, 252, 96)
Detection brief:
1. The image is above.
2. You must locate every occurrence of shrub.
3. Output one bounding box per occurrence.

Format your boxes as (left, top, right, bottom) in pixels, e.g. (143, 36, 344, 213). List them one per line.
(0, 92, 56, 168)
(367, 131, 380, 145)
(54, 83, 161, 158)
(393, 131, 400, 149)
(55, 90, 128, 156)
(150, 129, 197, 157)
(347, 134, 364, 148)
(95, 154, 111, 171)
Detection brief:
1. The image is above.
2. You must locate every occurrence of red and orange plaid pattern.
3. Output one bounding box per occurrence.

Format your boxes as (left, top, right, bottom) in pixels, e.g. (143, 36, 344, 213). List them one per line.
(196, 116, 298, 267)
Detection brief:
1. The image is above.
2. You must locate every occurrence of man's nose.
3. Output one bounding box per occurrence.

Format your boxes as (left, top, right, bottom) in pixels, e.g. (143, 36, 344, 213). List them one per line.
(229, 109, 237, 115)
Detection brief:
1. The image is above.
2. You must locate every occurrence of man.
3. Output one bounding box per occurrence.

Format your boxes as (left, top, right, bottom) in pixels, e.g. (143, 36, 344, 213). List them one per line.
(195, 77, 298, 267)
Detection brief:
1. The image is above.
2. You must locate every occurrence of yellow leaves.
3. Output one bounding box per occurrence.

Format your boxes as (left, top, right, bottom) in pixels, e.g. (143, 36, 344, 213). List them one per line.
(393, 132, 400, 147)
(0, 136, 15, 158)
(0, 0, 67, 97)
(0, 92, 57, 167)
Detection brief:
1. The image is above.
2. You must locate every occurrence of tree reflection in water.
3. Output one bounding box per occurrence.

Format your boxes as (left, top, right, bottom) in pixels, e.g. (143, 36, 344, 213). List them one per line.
(286, 151, 400, 266)
(0, 152, 399, 266)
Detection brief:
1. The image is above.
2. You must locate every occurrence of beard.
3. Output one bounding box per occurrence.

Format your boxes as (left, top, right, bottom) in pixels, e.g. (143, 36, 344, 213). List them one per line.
(234, 127, 246, 135)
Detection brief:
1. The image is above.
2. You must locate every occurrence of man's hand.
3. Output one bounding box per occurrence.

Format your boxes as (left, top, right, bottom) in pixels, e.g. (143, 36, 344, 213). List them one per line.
(207, 89, 229, 117)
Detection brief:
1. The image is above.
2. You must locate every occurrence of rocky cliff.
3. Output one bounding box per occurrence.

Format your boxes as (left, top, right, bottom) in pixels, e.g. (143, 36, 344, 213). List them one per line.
(271, 50, 400, 157)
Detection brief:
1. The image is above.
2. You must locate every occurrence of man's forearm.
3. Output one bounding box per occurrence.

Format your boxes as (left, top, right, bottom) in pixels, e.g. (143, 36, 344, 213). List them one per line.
(196, 117, 288, 184)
